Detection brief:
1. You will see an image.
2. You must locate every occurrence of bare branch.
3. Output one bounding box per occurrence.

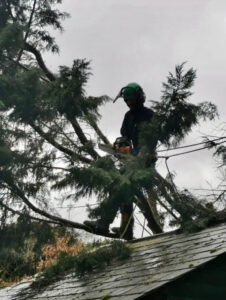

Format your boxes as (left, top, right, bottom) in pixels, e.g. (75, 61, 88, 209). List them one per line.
(213, 189, 226, 204)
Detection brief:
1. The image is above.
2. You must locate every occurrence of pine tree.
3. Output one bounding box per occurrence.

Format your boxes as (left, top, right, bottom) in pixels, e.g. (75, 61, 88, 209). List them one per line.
(0, 0, 221, 239)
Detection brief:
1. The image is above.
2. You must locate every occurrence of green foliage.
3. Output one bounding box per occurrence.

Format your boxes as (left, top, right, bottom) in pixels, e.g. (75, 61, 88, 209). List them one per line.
(0, 23, 23, 58)
(0, 214, 77, 283)
(0, 0, 69, 56)
(31, 251, 75, 290)
(0, 0, 221, 241)
(101, 294, 112, 300)
(148, 63, 218, 147)
(30, 240, 131, 291)
(74, 240, 131, 277)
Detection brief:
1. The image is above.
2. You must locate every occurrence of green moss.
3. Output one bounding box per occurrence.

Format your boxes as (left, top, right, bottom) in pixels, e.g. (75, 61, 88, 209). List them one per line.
(101, 294, 112, 300)
(210, 248, 220, 253)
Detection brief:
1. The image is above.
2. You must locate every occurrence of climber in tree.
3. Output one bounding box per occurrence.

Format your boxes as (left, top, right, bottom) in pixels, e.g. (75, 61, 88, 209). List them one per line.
(115, 82, 154, 152)
(84, 83, 156, 240)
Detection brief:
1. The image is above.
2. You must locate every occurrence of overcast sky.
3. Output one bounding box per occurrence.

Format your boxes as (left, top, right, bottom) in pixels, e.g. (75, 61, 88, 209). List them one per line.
(44, 0, 226, 236)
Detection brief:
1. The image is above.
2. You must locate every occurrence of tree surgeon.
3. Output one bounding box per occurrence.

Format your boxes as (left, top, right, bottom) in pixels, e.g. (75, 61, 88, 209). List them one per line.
(84, 83, 156, 240)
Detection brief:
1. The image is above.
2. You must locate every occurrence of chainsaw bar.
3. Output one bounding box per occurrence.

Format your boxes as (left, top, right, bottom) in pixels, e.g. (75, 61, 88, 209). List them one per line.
(98, 143, 116, 155)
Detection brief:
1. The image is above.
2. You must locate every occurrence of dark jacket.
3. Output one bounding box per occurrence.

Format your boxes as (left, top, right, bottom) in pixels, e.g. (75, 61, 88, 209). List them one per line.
(120, 106, 154, 149)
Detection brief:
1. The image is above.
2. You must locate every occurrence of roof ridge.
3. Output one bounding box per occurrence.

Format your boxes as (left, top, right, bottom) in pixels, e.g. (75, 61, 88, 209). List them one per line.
(128, 228, 179, 244)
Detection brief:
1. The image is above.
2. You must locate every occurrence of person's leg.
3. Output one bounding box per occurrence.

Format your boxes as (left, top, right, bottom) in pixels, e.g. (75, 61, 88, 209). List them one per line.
(84, 197, 120, 234)
(112, 200, 134, 240)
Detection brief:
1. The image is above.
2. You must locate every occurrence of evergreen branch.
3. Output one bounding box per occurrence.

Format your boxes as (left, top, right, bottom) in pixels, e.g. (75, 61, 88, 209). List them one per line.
(2, 54, 49, 82)
(29, 122, 92, 164)
(154, 170, 189, 217)
(69, 118, 100, 160)
(28, 163, 70, 172)
(148, 188, 179, 221)
(24, 42, 55, 81)
(2, 0, 16, 23)
(3, 179, 122, 239)
(40, 119, 83, 151)
(87, 117, 111, 145)
(4, 179, 91, 231)
(49, 120, 79, 149)
(154, 170, 209, 220)
(16, 0, 37, 65)
(156, 195, 179, 221)
(179, 208, 226, 233)
(0, 201, 60, 225)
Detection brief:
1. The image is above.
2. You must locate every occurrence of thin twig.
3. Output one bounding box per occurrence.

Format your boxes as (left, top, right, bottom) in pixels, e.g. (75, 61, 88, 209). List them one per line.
(213, 190, 226, 204)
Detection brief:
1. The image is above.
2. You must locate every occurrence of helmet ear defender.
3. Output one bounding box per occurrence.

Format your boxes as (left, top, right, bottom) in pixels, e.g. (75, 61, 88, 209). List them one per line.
(113, 84, 146, 104)
(136, 86, 145, 104)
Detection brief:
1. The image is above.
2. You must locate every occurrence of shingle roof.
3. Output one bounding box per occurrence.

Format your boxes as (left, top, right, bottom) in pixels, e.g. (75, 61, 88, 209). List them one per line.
(1, 223, 226, 300)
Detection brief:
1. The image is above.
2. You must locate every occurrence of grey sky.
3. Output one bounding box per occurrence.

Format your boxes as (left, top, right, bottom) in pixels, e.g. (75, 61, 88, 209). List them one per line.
(44, 0, 226, 235)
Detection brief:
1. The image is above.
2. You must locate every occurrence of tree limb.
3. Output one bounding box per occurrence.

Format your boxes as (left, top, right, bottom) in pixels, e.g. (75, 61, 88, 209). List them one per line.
(134, 190, 163, 234)
(69, 118, 100, 160)
(3, 178, 120, 239)
(0, 201, 60, 225)
(41, 119, 79, 149)
(24, 42, 55, 81)
(3, 54, 49, 82)
(151, 189, 180, 221)
(87, 117, 111, 145)
(29, 122, 92, 164)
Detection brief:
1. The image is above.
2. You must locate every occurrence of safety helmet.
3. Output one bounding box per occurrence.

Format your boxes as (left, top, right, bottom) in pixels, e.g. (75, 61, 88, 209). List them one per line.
(114, 82, 146, 104)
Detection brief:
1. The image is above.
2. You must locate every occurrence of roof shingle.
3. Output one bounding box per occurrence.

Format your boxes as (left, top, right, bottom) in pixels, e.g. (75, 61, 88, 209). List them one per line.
(1, 223, 226, 300)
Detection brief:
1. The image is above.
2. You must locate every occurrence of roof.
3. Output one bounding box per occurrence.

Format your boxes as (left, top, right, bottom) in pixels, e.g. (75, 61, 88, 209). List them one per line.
(1, 223, 226, 300)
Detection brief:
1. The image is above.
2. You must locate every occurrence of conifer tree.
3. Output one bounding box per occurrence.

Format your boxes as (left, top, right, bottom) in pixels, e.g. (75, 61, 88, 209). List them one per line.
(0, 0, 222, 238)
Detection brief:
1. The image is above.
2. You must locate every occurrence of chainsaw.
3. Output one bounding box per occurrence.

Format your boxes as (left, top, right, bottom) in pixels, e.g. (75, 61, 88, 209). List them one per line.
(99, 137, 132, 155)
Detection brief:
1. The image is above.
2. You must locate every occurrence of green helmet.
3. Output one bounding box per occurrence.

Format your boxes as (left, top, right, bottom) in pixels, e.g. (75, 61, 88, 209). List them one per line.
(114, 82, 145, 103)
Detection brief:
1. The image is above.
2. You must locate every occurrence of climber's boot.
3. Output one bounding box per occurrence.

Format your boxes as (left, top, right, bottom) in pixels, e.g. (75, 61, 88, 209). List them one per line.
(83, 219, 110, 235)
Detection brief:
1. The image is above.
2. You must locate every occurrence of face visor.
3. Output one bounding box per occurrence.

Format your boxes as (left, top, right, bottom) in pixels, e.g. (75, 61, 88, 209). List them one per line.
(113, 86, 140, 103)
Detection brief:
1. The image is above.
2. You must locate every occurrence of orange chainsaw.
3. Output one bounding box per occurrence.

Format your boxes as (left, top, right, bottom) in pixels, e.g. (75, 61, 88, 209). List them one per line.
(99, 137, 132, 155)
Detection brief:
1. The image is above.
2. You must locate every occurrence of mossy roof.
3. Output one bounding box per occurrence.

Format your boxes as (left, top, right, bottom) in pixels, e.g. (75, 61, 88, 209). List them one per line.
(1, 223, 226, 300)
